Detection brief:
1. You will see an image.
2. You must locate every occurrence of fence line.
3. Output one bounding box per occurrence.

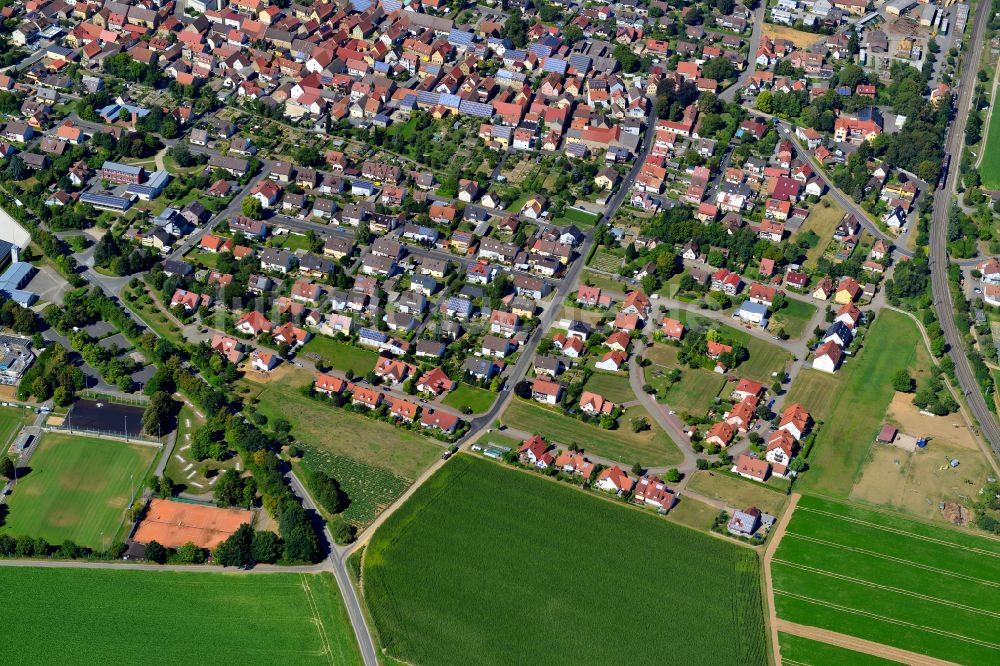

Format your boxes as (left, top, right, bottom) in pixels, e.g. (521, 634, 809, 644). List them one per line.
(81, 391, 150, 407)
(44, 425, 163, 447)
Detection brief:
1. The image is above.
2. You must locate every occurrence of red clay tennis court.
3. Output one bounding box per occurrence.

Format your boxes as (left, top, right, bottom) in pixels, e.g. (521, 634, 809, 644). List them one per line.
(133, 499, 253, 549)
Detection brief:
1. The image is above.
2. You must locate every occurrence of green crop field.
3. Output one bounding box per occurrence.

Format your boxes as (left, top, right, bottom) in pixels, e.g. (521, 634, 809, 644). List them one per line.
(724, 327, 791, 382)
(981, 101, 1000, 190)
(502, 399, 683, 467)
(301, 337, 378, 376)
(778, 632, 901, 665)
(0, 568, 361, 664)
(440, 383, 496, 414)
(582, 370, 635, 403)
(1, 433, 157, 549)
(796, 310, 927, 497)
(772, 495, 1000, 665)
(784, 369, 845, 423)
(364, 455, 766, 665)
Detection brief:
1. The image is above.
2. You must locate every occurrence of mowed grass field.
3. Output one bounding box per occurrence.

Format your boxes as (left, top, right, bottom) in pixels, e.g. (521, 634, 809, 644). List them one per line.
(582, 370, 635, 403)
(778, 632, 902, 665)
(364, 455, 766, 665)
(301, 336, 378, 376)
(0, 406, 34, 451)
(768, 298, 817, 340)
(772, 495, 1000, 664)
(244, 369, 441, 526)
(502, 399, 683, 467)
(1, 568, 361, 664)
(794, 197, 845, 270)
(1, 434, 156, 549)
(687, 471, 789, 516)
(981, 96, 1000, 190)
(440, 383, 496, 414)
(795, 310, 926, 497)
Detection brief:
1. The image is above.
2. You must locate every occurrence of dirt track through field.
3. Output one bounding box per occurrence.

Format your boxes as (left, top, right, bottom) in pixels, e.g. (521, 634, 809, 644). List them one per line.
(782, 532, 1000, 588)
(796, 506, 1000, 558)
(773, 619, 960, 666)
(763, 493, 799, 664)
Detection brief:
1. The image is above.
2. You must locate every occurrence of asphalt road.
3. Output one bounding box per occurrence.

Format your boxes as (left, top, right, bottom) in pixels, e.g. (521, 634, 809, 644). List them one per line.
(930, 0, 1000, 462)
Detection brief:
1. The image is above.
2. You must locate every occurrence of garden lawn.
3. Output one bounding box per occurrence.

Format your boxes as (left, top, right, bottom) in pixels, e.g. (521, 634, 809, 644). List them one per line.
(301, 336, 379, 376)
(981, 99, 1000, 190)
(778, 633, 901, 665)
(582, 371, 635, 404)
(0, 406, 34, 451)
(441, 383, 496, 414)
(364, 455, 766, 666)
(772, 495, 1000, 665)
(502, 399, 683, 467)
(0, 568, 361, 665)
(244, 370, 441, 526)
(796, 310, 925, 497)
(1, 433, 157, 549)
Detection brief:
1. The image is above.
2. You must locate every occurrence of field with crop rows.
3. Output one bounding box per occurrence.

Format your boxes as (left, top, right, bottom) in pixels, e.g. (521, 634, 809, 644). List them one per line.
(300, 445, 409, 527)
(363, 455, 766, 665)
(772, 495, 1000, 664)
(0, 568, 361, 664)
(778, 632, 901, 666)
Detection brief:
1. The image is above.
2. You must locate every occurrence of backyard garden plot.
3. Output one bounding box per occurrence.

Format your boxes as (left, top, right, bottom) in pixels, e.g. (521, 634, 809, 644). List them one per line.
(772, 495, 1000, 665)
(587, 249, 624, 272)
(1, 433, 157, 549)
(298, 446, 410, 527)
(363, 455, 766, 666)
(0, 568, 361, 665)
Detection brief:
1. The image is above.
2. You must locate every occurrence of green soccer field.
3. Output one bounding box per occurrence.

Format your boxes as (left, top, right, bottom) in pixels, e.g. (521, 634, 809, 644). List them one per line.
(772, 495, 1000, 665)
(1, 433, 157, 549)
(0, 567, 361, 664)
(363, 455, 766, 665)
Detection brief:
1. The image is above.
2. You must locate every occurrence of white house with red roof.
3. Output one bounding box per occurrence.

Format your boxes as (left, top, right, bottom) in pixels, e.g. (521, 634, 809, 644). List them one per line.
(595, 465, 633, 495)
(732, 454, 770, 482)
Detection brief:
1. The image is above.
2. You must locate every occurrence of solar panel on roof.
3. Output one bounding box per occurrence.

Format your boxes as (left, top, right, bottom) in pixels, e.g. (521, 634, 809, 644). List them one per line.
(416, 90, 440, 105)
(382, 0, 402, 9)
(439, 93, 461, 108)
(542, 58, 567, 73)
(568, 54, 591, 72)
(458, 100, 493, 118)
(350, 0, 372, 10)
(528, 44, 551, 58)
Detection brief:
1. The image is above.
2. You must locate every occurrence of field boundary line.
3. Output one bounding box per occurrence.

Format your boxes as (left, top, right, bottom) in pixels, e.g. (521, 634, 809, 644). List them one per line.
(783, 532, 1000, 588)
(800, 492, 1000, 544)
(773, 589, 1000, 652)
(764, 492, 800, 666)
(796, 506, 1000, 557)
(771, 558, 1000, 618)
(299, 573, 335, 666)
(774, 619, 959, 666)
